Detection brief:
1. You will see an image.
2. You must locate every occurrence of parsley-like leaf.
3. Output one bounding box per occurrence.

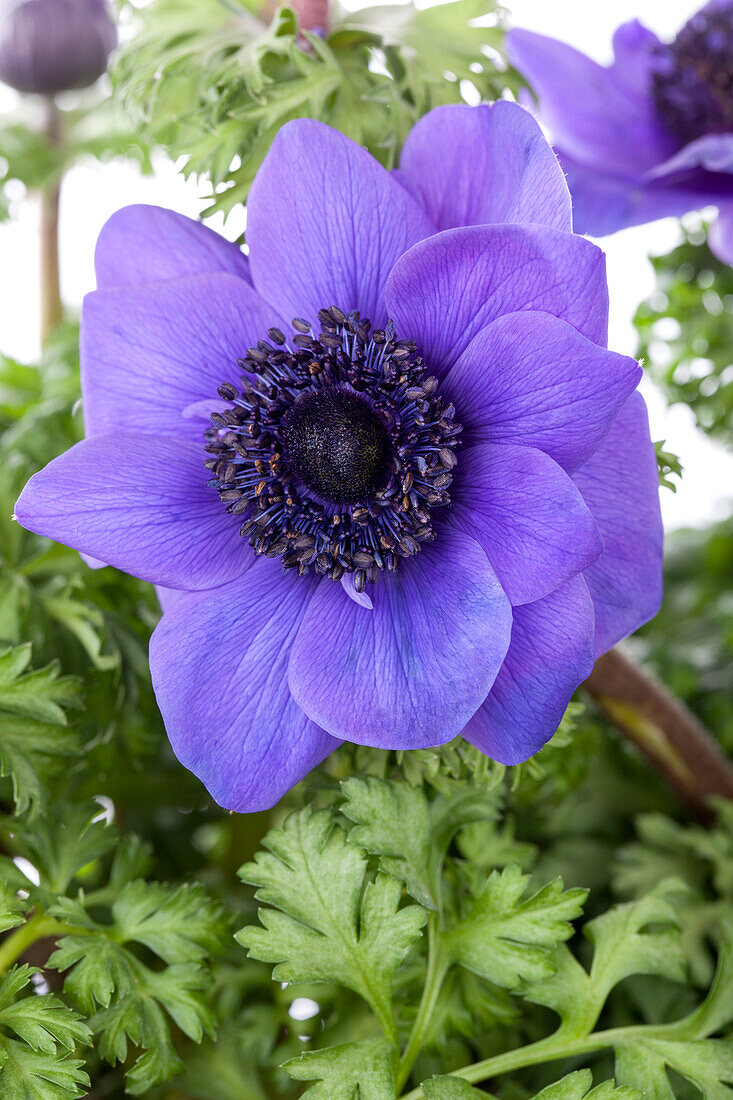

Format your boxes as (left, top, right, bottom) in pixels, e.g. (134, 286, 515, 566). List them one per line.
(285, 1037, 395, 1098)
(238, 806, 426, 1042)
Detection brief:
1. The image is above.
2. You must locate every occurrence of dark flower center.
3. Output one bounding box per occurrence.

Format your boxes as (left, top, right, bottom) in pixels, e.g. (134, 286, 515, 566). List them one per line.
(281, 387, 390, 505)
(204, 307, 461, 589)
(652, 3, 733, 146)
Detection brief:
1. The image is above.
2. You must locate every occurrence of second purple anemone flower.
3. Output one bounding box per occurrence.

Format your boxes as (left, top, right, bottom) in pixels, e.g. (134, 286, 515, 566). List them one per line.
(509, 2, 733, 262)
(15, 103, 663, 811)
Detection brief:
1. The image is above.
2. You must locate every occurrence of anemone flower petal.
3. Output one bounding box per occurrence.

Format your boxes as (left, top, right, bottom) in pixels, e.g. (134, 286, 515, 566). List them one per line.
(645, 133, 733, 181)
(396, 101, 571, 233)
(15, 433, 252, 590)
(385, 226, 608, 380)
(611, 20, 665, 95)
(572, 392, 663, 657)
(247, 118, 434, 328)
(288, 529, 512, 749)
(463, 575, 595, 764)
(507, 29, 672, 174)
(444, 310, 641, 471)
(709, 203, 733, 262)
(94, 204, 251, 289)
(150, 561, 339, 812)
(448, 443, 602, 606)
(81, 273, 287, 439)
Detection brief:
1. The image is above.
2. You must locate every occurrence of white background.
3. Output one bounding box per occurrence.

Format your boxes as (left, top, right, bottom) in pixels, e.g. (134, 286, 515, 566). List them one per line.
(1, 0, 731, 531)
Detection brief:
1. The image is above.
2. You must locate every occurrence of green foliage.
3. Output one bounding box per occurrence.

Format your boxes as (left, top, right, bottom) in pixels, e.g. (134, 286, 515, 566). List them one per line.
(0, 644, 82, 816)
(0, 101, 150, 222)
(635, 222, 733, 444)
(285, 1037, 396, 1097)
(114, 0, 520, 220)
(238, 806, 426, 1040)
(0, 965, 91, 1099)
(444, 866, 586, 988)
(638, 518, 733, 755)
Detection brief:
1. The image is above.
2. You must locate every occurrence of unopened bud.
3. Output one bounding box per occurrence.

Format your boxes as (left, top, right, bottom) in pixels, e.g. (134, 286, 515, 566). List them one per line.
(0, 0, 116, 96)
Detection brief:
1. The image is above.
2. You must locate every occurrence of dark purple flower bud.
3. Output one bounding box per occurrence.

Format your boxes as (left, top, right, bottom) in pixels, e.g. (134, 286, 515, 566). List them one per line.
(0, 0, 116, 96)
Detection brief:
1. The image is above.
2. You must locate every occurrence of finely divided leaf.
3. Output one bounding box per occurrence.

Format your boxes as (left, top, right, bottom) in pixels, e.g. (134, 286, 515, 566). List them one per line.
(444, 865, 586, 988)
(525, 884, 687, 1037)
(341, 777, 436, 908)
(0, 965, 91, 1100)
(238, 807, 426, 1034)
(46, 880, 226, 1093)
(0, 645, 82, 816)
(532, 1070, 639, 1100)
(285, 1037, 395, 1099)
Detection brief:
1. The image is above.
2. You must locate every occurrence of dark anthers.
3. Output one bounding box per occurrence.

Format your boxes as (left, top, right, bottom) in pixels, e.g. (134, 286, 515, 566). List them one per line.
(652, 3, 733, 146)
(204, 307, 462, 590)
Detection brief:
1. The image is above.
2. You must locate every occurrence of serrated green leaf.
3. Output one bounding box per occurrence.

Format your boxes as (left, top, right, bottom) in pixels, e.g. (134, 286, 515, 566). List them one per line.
(10, 804, 115, 895)
(341, 777, 436, 908)
(285, 1037, 395, 1098)
(525, 884, 687, 1038)
(0, 646, 82, 816)
(443, 865, 586, 989)
(0, 966, 91, 1100)
(238, 807, 426, 1040)
(616, 1038, 733, 1100)
(0, 883, 28, 934)
(46, 878, 225, 1093)
(111, 880, 227, 963)
(533, 1071, 639, 1100)
(420, 1074, 482, 1097)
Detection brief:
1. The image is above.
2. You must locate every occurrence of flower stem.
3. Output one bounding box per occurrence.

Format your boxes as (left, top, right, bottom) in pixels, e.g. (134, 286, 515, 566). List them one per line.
(585, 647, 733, 821)
(396, 915, 449, 1092)
(39, 96, 63, 347)
(0, 910, 68, 975)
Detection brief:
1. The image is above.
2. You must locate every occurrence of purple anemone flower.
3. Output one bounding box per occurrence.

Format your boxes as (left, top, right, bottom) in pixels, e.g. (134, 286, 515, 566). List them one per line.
(0, 0, 116, 96)
(15, 103, 663, 811)
(509, 3, 733, 262)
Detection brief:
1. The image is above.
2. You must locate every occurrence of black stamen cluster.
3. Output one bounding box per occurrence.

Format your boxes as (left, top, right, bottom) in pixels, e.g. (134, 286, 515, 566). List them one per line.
(204, 306, 462, 590)
(652, 4, 733, 146)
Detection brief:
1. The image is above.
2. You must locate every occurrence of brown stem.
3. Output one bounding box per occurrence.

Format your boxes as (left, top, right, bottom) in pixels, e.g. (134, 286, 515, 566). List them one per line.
(585, 647, 733, 821)
(39, 97, 63, 347)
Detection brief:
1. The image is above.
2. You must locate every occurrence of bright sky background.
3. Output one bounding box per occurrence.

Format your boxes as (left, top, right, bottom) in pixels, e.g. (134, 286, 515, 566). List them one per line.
(1, 0, 731, 532)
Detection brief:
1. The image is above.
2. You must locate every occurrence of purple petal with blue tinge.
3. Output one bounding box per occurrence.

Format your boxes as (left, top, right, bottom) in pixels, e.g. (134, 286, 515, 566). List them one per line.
(444, 309, 641, 472)
(709, 203, 733, 262)
(447, 443, 602, 606)
(15, 433, 252, 590)
(288, 529, 512, 749)
(247, 118, 434, 328)
(385, 225, 609, 379)
(645, 133, 733, 180)
(150, 561, 339, 812)
(556, 152, 721, 238)
(81, 273, 286, 439)
(507, 28, 673, 174)
(396, 101, 572, 233)
(463, 576, 595, 764)
(611, 20, 664, 96)
(94, 204, 251, 289)
(573, 392, 663, 657)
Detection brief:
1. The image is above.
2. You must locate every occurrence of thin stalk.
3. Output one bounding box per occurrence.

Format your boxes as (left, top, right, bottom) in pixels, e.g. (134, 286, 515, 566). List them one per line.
(585, 647, 733, 821)
(396, 915, 449, 1092)
(0, 911, 68, 975)
(400, 1020, 692, 1099)
(39, 96, 63, 347)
